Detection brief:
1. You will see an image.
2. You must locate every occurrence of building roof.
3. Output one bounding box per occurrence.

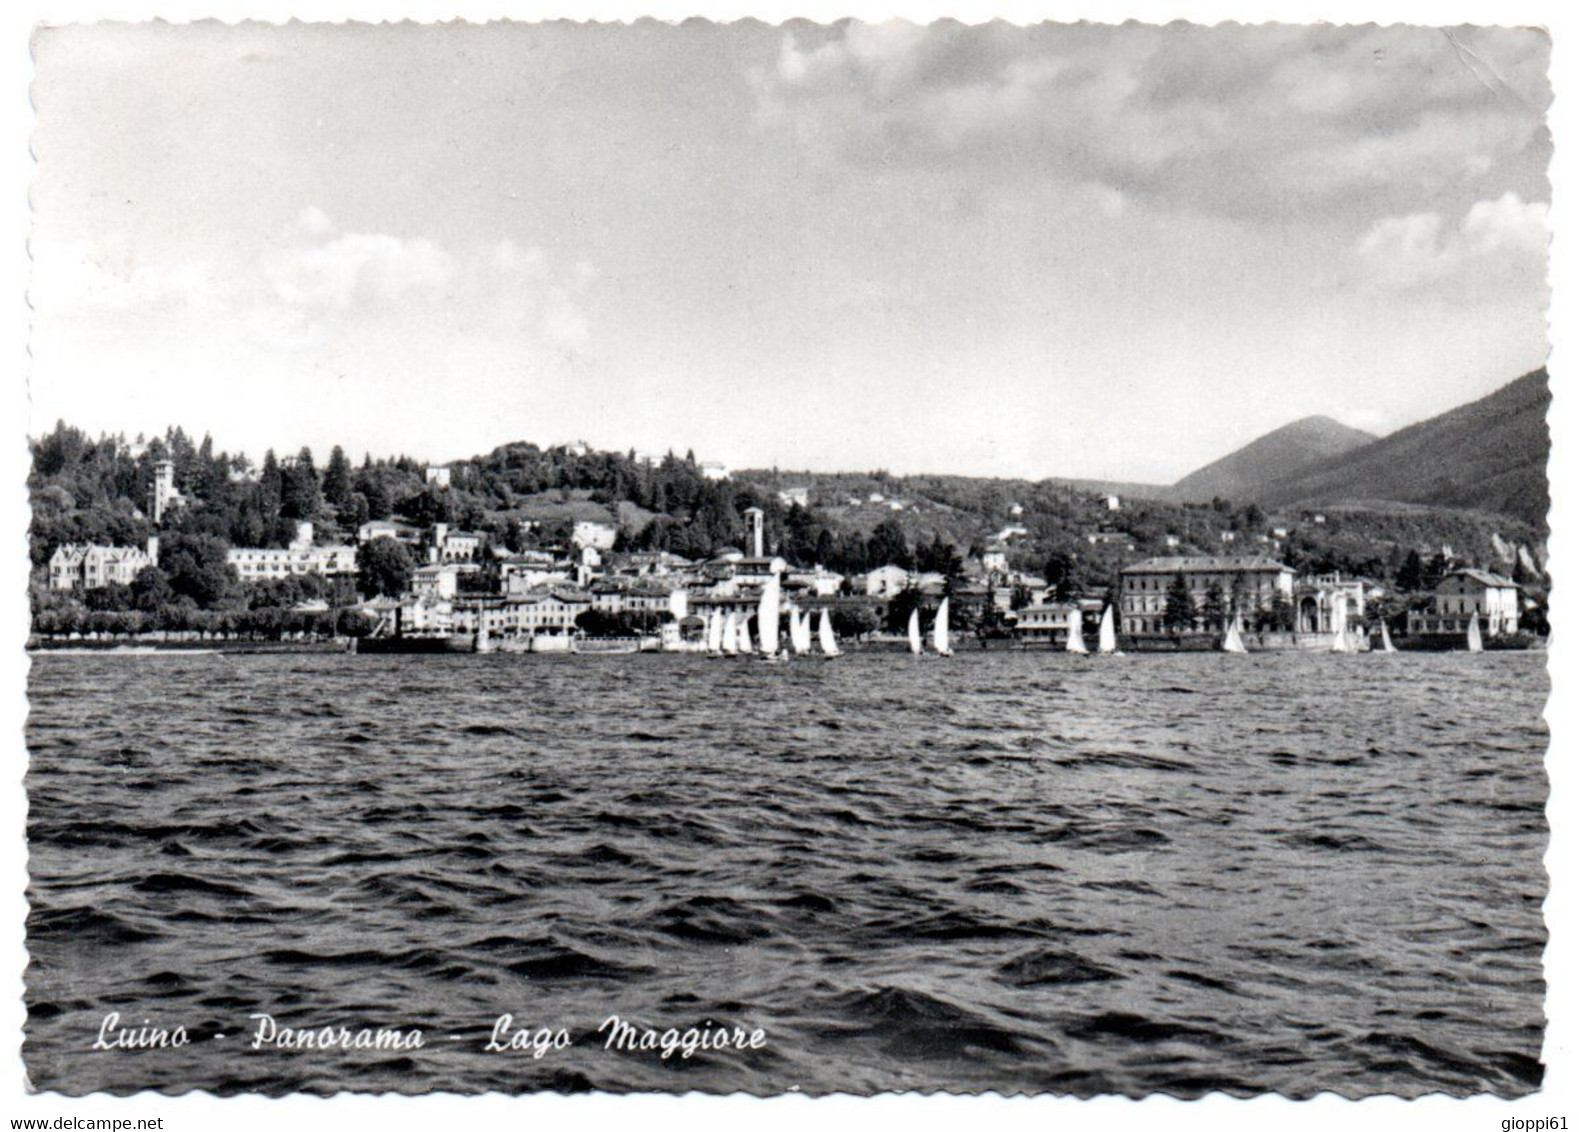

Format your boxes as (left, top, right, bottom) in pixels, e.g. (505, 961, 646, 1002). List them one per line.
(1121, 555, 1292, 575)
(1445, 567, 1519, 589)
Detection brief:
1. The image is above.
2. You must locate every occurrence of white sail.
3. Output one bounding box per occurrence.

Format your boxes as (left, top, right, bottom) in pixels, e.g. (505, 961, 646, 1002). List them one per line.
(1331, 617, 1350, 653)
(1065, 607, 1088, 654)
(1380, 621, 1396, 654)
(793, 610, 812, 655)
(707, 611, 724, 654)
(758, 578, 781, 657)
(1097, 605, 1117, 654)
(908, 608, 923, 655)
(737, 613, 754, 655)
(1222, 614, 1248, 654)
(933, 598, 952, 656)
(1466, 614, 1483, 653)
(721, 612, 738, 656)
(818, 609, 841, 657)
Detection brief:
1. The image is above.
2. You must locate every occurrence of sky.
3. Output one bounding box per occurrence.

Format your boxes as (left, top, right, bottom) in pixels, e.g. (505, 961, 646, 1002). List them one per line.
(26, 19, 1552, 484)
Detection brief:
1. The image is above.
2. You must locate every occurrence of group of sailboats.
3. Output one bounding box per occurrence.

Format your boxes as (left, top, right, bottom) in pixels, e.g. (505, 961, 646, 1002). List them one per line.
(703, 576, 843, 660)
(906, 597, 956, 657)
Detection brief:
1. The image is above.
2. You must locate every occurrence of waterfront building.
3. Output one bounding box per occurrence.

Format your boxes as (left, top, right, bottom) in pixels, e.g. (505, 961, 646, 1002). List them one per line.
(228, 522, 358, 581)
(1295, 573, 1367, 634)
(1120, 556, 1295, 637)
(1407, 568, 1521, 637)
(513, 588, 593, 636)
(48, 538, 159, 591)
(1013, 601, 1083, 645)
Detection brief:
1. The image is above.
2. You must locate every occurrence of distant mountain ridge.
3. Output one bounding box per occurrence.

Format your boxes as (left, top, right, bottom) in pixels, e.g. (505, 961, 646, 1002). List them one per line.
(1172, 416, 1377, 503)
(1253, 369, 1551, 529)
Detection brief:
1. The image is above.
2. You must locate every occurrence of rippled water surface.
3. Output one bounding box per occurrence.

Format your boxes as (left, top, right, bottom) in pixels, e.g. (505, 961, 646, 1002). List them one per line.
(25, 650, 1548, 1096)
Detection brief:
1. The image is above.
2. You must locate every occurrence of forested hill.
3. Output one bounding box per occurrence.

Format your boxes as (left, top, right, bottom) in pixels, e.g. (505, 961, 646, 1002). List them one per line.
(1253, 369, 1552, 530)
(29, 417, 1548, 598)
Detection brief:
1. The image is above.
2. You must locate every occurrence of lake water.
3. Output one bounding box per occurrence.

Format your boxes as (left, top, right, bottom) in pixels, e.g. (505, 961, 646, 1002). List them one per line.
(24, 650, 1548, 1096)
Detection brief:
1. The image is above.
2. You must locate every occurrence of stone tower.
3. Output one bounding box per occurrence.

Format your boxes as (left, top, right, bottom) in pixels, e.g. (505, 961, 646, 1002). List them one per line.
(744, 506, 764, 558)
(151, 460, 176, 524)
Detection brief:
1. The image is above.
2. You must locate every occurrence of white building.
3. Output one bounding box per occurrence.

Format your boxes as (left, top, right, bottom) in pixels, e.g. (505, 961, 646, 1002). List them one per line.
(777, 486, 811, 508)
(425, 465, 452, 489)
(1408, 568, 1521, 637)
(358, 519, 424, 545)
(862, 564, 911, 599)
(1119, 556, 1296, 638)
(228, 522, 358, 582)
(48, 539, 159, 591)
(572, 520, 619, 551)
(431, 523, 482, 563)
(413, 563, 460, 600)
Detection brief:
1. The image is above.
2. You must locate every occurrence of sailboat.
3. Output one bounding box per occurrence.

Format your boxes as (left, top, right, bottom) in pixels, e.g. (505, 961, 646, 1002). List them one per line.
(933, 598, 953, 657)
(1222, 613, 1248, 654)
(737, 613, 754, 656)
(791, 610, 812, 655)
(1097, 605, 1119, 655)
(758, 578, 782, 659)
(1379, 620, 1397, 654)
(1331, 617, 1351, 653)
(706, 611, 724, 656)
(1466, 614, 1484, 653)
(1065, 606, 1088, 654)
(818, 609, 842, 657)
(907, 608, 924, 656)
(721, 612, 739, 657)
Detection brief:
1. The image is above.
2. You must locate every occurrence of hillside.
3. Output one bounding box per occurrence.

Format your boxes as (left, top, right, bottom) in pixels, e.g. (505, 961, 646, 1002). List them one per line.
(1173, 416, 1376, 503)
(1254, 369, 1551, 529)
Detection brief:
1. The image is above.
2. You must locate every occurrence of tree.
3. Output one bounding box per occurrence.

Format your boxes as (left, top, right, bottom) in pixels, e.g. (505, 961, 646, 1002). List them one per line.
(1163, 572, 1196, 634)
(129, 565, 174, 612)
(158, 532, 239, 608)
(1201, 581, 1226, 632)
(357, 538, 416, 598)
(1396, 549, 1426, 593)
(280, 448, 322, 521)
(867, 518, 912, 570)
(322, 445, 354, 511)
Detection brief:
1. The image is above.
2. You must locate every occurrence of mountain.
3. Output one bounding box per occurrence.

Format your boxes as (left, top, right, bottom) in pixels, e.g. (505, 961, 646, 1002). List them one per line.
(1172, 416, 1377, 503)
(1253, 369, 1551, 529)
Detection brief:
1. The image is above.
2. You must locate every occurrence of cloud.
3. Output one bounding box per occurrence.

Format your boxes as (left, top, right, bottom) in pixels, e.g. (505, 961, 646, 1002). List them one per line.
(751, 22, 1550, 223)
(262, 230, 457, 310)
(1352, 191, 1548, 291)
(34, 212, 598, 356)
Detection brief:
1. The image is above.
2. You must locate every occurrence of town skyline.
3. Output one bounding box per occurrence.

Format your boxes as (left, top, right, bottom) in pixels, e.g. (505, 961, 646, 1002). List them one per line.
(28, 21, 1551, 483)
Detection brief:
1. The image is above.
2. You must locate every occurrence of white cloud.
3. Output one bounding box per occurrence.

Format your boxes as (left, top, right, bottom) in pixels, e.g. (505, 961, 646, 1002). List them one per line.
(33, 210, 599, 358)
(262, 231, 457, 310)
(752, 22, 1550, 223)
(1353, 192, 1549, 290)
